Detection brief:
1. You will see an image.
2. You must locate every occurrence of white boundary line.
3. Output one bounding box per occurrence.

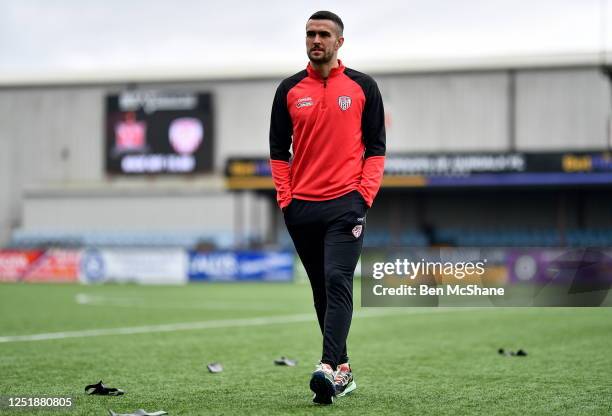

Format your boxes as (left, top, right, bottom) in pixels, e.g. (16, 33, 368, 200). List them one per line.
(0, 308, 470, 344)
(74, 293, 287, 311)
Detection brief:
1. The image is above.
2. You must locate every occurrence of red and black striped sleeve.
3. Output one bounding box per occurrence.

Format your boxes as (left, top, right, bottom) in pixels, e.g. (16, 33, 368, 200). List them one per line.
(269, 71, 307, 209)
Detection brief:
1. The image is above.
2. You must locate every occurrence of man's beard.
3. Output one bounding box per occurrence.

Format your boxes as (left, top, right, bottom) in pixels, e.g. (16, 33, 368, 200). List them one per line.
(308, 48, 333, 64)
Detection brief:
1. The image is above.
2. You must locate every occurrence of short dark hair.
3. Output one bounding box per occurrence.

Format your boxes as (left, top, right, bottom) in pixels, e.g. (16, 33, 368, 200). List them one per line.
(309, 10, 344, 36)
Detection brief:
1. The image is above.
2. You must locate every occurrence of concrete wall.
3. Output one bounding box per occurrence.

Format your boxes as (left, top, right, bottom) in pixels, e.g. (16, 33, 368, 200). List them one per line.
(0, 127, 12, 243)
(516, 69, 610, 150)
(379, 72, 510, 152)
(20, 188, 270, 246)
(23, 192, 233, 231)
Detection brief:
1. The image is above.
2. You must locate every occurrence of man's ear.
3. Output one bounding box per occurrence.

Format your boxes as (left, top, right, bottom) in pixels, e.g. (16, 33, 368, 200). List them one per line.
(336, 37, 344, 50)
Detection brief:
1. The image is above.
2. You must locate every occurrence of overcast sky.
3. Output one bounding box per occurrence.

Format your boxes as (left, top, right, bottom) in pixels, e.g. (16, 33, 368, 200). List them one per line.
(0, 0, 611, 80)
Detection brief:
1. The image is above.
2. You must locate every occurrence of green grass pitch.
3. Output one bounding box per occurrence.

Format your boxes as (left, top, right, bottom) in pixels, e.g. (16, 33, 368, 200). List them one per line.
(0, 282, 611, 415)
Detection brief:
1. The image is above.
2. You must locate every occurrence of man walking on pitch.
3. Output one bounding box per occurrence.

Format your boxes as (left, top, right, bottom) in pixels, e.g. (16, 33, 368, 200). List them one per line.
(269, 10, 386, 404)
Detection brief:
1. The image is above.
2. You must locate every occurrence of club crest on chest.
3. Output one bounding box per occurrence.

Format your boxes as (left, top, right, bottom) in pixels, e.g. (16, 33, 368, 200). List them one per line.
(352, 225, 363, 238)
(338, 95, 352, 111)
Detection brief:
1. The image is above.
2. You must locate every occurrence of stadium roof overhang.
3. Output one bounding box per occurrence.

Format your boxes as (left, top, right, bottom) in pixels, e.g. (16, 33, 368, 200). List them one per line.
(1, 52, 612, 88)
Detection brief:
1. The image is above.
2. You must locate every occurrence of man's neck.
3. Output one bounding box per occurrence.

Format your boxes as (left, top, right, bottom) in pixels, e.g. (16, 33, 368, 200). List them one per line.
(310, 58, 339, 79)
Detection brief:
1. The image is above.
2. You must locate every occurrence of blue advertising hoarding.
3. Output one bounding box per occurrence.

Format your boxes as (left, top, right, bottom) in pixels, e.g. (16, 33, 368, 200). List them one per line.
(189, 250, 294, 281)
(226, 152, 612, 189)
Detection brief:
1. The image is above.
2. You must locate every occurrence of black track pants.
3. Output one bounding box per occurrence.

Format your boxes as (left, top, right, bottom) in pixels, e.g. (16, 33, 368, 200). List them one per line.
(283, 190, 367, 369)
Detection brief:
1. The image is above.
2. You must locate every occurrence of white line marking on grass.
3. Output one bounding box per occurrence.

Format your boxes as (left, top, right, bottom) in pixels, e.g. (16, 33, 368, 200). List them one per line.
(74, 293, 284, 311)
(0, 308, 471, 344)
(75, 293, 145, 306)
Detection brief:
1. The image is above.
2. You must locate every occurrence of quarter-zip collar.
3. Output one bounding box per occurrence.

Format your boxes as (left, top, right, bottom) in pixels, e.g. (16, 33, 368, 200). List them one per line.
(306, 59, 345, 81)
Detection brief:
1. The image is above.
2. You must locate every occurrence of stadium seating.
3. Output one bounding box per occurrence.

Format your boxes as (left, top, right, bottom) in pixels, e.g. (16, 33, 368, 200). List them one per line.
(9, 229, 238, 249)
(566, 228, 612, 247)
(359, 227, 612, 247)
(10, 227, 612, 250)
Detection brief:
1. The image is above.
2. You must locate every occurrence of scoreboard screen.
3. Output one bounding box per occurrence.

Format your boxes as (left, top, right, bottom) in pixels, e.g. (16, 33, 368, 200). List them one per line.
(105, 90, 214, 174)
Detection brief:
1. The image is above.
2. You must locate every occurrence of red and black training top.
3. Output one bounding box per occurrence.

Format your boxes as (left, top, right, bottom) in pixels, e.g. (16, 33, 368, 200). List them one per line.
(269, 60, 386, 209)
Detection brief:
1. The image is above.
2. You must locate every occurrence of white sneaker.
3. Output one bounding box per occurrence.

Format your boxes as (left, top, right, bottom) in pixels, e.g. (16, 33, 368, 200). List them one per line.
(334, 363, 357, 397)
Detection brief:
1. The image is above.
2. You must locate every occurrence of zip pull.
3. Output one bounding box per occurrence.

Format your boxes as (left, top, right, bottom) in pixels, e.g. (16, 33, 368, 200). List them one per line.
(322, 79, 328, 109)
